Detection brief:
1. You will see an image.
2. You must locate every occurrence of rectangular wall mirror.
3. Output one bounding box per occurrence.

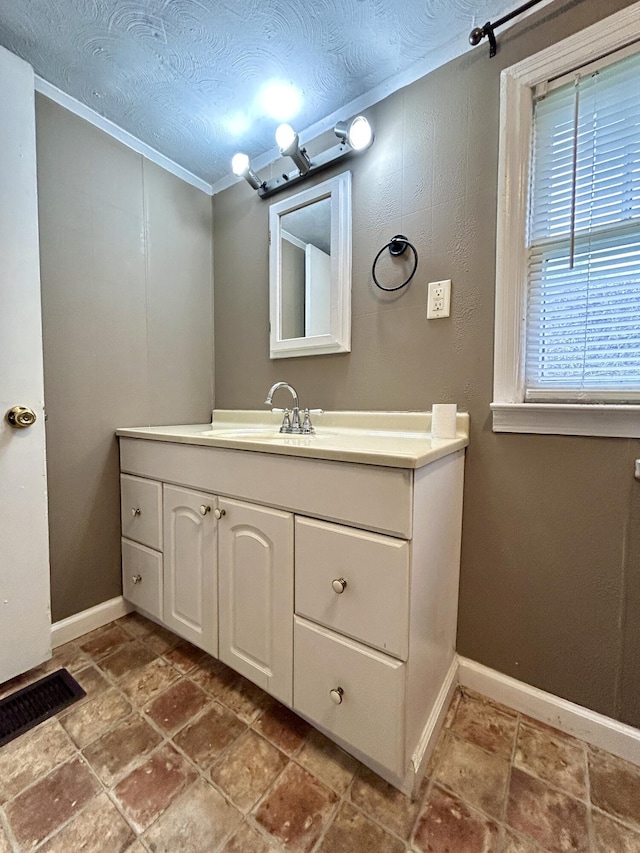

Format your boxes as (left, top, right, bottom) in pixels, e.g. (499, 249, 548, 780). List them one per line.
(269, 171, 351, 359)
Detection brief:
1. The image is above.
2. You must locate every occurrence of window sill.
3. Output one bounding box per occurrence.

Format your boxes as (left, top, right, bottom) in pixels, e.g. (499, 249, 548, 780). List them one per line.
(491, 403, 640, 438)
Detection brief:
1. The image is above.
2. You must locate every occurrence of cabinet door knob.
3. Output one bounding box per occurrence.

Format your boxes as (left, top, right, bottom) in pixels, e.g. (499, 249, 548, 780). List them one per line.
(214, 508, 226, 519)
(200, 505, 212, 516)
(131, 507, 141, 517)
(132, 574, 142, 584)
(332, 578, 347, 594)
(329, 687, 344, 705)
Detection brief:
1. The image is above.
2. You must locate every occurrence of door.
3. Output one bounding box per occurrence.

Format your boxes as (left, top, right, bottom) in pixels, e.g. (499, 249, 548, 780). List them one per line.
(0, 48, 51, 683)
(163, 485, 217, 656)
(218, 498, 293, 706)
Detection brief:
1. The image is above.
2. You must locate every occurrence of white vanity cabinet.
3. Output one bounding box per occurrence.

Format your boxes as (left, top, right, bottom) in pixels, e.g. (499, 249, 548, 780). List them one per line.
(163, 485, 218, 657)
(118, 424, 466, 795)
(217, 499, 293, 706)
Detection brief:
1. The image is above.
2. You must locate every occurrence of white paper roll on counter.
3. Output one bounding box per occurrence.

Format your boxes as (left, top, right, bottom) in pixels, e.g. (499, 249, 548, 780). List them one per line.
(431, 403, 457, 439)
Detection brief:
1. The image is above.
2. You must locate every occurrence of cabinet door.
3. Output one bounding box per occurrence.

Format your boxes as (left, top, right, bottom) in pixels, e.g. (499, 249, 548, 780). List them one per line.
(218, 498, 293, 706)
(163, 485, 217, 656)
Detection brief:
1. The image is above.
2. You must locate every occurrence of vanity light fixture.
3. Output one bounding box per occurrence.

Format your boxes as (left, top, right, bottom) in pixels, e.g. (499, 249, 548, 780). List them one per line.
(334, 115, 374, 151)
(275, 124, 311, 175)
(231, 152, 265, 191)
(230, 114, 374, 199)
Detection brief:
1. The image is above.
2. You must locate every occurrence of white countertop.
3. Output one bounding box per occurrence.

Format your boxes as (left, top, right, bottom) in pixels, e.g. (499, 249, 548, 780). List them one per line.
(116, 409, 469, 469)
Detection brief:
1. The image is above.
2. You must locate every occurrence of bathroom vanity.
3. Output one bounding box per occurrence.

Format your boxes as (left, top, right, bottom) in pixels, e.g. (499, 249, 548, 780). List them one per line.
(116, 409, 468, 794)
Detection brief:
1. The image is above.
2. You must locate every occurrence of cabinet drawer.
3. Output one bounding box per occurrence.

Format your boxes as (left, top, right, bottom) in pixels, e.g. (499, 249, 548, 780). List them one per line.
(295, 518, 409, 659)
(293, 617, 405, 777)
(122, 538, 163, 620)
(120, 475, 162, 549)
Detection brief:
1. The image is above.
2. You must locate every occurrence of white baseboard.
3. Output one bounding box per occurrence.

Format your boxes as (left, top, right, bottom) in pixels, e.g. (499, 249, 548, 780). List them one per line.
(458, 656, 640, 767)
(51, 596, 133, 648)
(410, 657, 459, 786)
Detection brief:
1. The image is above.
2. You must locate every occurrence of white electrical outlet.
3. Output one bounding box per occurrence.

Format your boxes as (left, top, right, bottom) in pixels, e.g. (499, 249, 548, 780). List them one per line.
(427, 279, 451, 319)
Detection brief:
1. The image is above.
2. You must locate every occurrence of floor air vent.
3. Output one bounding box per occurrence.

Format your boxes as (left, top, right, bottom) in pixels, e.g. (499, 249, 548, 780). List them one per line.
(0, 668, 86, 748)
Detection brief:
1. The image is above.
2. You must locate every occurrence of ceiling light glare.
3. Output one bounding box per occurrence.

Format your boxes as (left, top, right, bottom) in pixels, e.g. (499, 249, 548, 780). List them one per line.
(334, 115, 374, 151)
(260, 81, 300, 121)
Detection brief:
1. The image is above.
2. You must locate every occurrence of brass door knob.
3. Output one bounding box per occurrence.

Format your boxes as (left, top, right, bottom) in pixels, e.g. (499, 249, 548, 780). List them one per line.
(6, 406, 37, 429)
(332, 578, 347, 594)
(214, 508, 226, 519)
(200, 505, 212, 516)
(131, 508, 141, 517)
(132, 574, 142, 584)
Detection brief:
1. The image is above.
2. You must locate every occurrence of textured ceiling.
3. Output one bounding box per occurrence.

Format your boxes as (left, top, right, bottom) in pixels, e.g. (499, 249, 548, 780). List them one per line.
(0, 0, 529, 191)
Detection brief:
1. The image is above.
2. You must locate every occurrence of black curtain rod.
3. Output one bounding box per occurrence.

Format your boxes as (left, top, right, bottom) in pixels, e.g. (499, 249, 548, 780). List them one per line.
(469, 0, 547, 57)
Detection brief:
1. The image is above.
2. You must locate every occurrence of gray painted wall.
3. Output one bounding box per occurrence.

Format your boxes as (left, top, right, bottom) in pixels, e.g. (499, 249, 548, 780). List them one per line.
(213, 0, 640, 724)
(36, 96, 214, 622)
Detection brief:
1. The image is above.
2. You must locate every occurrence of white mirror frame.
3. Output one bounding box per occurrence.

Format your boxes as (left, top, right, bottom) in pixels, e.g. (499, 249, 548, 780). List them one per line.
(269, 171, 351, 359)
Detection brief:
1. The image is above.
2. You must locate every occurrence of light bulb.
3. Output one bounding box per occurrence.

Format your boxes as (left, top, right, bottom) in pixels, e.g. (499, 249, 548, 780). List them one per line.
(231, 153, 250, 176)
(347, 116, 373, 151)
(275, 124, 296, 152)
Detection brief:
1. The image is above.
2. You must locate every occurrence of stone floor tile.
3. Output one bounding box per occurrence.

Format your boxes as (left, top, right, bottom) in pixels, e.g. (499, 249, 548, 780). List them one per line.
(514, 720, 587, 800)
(592, 808, 640, 852)
(221, 821, 282, 852)
(36, 793, 135, 853)
(141, 623, 181, 655)
(349, 765, 421, 840)
(143, 678, 210, 735)
(252, 700, 311, 755)
(435, 732, 510, 820)
(0, 718, 75, 803)
(588, 744, 640, 830)
(163, 639, 207, 674)
(317, 801, 404, 853)
(118, 658, 180, 707)
(451, 691, 518, 761)
(79, 624, 133, 660)
(0, 823, 11, 853)
(295, 728, 360, 794)
(497, 827, 543, 852)
(505, 767, 589, 853)
(98, 641, 158, 680)
(142, 777, 243, 852)
(188, 656, 230, 694)
(69, 664, 111, 705)
(4, 757, 100, 849)
(44, 641, 92, 675)
(82, 713, 162, 786)
(59, 686, 132, 748)
(117, 611, 156, 637)
(215, 672, 270, 725)
(253, 762, 338, 852)
(210, 729, 287, 813)
(174, 701, 246, 769)
(112, 743, 197, 833)
(413, 785, 499, 853)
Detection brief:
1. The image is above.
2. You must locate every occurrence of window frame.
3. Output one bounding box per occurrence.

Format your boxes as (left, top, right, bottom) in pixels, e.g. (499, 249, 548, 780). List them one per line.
(492, 1, 640, 438)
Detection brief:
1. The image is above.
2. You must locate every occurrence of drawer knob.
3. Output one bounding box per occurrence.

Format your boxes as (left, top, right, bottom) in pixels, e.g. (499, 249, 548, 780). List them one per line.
(329, 687, 344, 705)
(132, 574, 142, 585)
(332, 578, 347, 594)
(214, 508, 226, 519)
(200, 505, 212, 516)
(131, 507, 141, 517)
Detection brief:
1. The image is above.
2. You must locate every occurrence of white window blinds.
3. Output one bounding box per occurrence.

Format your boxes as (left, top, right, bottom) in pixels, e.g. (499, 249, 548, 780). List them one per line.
(525, 48, 640, 402)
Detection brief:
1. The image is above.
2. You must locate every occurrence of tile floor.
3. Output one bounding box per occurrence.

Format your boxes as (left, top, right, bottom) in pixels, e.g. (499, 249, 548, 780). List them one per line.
(0, 614, 639, 852)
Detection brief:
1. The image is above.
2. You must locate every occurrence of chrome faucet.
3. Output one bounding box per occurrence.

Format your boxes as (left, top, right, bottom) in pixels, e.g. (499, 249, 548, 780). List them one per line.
(265, 382, 302, 433)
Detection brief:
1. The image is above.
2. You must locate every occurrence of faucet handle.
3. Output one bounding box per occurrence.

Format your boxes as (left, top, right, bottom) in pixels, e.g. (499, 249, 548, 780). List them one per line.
(279, 408, 292, 433)
(301, 408, 315, 434)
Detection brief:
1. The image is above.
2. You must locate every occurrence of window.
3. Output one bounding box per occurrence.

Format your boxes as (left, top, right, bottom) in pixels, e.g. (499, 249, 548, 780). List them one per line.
(492, 2, 640, 437)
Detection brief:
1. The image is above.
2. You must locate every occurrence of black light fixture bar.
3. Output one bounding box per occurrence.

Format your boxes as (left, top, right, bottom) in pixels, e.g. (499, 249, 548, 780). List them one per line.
(469, 0, 547, 57)
(257, 141, 352, 199)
